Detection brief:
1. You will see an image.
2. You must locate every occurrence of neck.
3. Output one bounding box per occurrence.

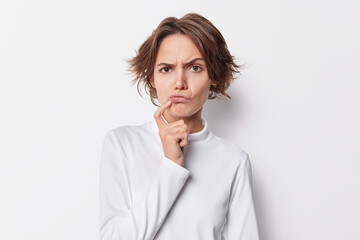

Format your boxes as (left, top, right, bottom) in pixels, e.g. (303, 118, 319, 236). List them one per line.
(162, 108, 204, 134)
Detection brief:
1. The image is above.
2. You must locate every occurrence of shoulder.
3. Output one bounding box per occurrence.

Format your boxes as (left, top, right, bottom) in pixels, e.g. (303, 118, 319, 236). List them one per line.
(103, 121, 152, 147)
(211, 133, 249, 167)
(100, 121, 153, 167)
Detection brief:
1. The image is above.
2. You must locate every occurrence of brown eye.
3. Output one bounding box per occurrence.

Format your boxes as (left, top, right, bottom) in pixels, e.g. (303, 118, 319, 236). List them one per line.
(160, 67, 171, 73)
(190, 65, 202, 72)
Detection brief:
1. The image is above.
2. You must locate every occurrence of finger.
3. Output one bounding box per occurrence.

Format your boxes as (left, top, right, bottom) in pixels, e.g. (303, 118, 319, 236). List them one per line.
(167, 119, 187, 131)
(178, 132, 188, 147)
(179, 136, 188, 147)
(153, 100, 172, 128)
(167, 124, 188, 135)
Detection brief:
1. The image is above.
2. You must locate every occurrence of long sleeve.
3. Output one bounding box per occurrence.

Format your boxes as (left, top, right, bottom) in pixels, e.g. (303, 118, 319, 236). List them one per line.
(221, 154, 260, 240)
(99, 130, 190, 240)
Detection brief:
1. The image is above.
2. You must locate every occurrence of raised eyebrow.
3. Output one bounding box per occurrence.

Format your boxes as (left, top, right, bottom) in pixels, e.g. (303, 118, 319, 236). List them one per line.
(155, 58, 205, 68)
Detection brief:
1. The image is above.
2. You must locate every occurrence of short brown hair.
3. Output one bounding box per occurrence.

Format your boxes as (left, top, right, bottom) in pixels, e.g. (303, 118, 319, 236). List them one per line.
(127, 12, 243, 107)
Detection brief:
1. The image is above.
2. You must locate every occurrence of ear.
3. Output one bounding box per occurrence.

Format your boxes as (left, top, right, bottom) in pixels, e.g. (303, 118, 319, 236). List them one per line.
(149, 75, 155, 88)
(210, 80, 217, 86)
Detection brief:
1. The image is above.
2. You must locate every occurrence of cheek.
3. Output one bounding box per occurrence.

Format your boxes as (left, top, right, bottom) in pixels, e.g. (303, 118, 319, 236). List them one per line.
(196, 79, 211, 95)
(153, 79, 169, 102)
(156, 88, 165, 101)
(191, 84, 210, 104)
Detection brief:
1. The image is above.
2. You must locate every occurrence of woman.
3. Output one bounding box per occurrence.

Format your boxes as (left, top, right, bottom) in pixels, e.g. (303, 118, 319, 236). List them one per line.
(99, 13, 259, 240)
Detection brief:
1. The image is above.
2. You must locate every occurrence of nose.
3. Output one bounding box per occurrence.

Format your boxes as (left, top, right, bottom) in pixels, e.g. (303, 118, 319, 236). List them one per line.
(174, 68, 188, 90)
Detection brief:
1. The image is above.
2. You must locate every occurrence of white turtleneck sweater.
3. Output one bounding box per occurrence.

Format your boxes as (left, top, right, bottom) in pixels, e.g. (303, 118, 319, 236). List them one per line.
(99, 118, 259, 240)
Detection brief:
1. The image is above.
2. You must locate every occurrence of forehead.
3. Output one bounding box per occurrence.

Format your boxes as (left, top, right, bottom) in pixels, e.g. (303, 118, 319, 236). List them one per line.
(155, 34, 204, 63)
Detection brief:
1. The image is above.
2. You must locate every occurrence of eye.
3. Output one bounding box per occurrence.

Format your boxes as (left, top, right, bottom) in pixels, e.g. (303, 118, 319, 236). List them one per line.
(160, 67, 171, 73)
(190, 65, 202, 72)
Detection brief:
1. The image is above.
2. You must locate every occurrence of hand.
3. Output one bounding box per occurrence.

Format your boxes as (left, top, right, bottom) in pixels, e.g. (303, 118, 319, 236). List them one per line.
(153, 100, 188, 166)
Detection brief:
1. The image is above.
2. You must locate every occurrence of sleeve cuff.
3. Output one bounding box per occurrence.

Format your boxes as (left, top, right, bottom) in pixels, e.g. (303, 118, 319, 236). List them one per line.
(161, 156, 190, 178)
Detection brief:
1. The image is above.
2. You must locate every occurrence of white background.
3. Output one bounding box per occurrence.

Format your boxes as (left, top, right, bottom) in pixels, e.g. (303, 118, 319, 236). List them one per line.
(1, 0, 359, 239)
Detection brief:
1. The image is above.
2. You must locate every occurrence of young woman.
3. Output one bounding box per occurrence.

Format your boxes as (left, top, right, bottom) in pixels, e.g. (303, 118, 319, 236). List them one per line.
(99, 13, 259, 240)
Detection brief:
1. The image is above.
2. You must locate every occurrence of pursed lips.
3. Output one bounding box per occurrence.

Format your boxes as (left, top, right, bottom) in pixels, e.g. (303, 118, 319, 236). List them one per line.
(170, 94, 190, 103)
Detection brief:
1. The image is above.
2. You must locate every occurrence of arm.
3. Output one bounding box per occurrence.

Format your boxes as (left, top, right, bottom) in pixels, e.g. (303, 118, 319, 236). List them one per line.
(221, 154, 260, 240)
(99, 130, 190, 240)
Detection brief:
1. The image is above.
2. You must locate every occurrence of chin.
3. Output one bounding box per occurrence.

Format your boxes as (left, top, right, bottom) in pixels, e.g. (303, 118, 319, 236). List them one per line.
(168, 106, 202, 118)
(168, 111, 190, 118)
(166, 107, 190, 117)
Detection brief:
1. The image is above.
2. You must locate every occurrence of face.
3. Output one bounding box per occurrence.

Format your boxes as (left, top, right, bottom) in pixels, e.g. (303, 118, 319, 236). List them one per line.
(150, 34, 216, 120)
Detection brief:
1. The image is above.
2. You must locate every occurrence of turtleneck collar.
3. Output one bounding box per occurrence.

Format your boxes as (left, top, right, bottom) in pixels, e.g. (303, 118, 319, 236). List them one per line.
(149, 117, 211, 145)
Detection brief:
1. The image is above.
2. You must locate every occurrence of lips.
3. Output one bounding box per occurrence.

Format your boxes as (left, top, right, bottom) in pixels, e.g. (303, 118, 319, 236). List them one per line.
(171, 97, 189, 103)
(170, 93, 190, 103)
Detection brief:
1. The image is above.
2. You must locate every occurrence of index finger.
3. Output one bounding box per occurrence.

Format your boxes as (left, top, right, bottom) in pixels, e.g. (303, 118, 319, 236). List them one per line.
(153, 100, 172, 128)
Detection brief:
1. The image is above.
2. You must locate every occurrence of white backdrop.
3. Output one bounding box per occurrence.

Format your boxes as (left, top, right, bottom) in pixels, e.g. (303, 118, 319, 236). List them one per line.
(1, 0, 359, 239)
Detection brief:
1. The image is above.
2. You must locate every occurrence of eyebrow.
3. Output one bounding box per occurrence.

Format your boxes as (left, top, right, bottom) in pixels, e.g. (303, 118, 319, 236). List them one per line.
(156, 57, 205, 68)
